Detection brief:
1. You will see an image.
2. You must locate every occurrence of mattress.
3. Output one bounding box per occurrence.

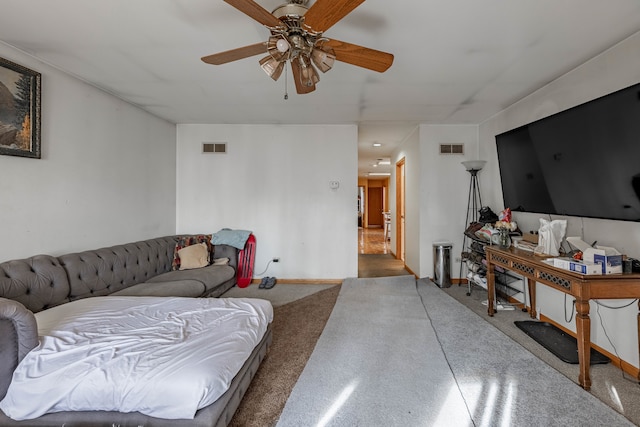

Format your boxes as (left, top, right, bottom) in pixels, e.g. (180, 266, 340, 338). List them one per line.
(0, 296, 273, 421)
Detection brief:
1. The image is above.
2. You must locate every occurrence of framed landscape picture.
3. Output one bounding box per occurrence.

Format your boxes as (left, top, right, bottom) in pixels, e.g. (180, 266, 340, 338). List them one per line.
(0, 57, 41, 158)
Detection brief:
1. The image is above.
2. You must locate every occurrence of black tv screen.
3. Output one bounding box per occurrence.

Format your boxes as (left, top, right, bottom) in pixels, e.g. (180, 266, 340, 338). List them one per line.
(495, 82, 640, 222)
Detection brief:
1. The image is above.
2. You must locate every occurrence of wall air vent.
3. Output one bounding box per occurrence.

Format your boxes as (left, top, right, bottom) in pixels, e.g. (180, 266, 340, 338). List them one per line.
(439, 144, 464, 155)
(202, 143, 227, 154)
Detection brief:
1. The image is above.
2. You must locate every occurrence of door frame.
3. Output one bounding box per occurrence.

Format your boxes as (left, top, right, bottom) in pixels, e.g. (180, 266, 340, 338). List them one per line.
(395, 157, 406, 261)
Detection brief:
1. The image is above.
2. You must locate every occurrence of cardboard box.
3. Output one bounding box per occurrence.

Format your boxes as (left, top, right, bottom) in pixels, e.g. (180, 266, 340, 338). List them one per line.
(551, 257, 602, 275)
(522, 233, 538, 244)
(583, 247, 623, 274)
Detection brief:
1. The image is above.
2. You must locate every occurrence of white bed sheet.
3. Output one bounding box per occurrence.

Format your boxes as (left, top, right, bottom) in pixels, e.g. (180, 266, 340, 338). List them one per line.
(0, 296, 273, 420)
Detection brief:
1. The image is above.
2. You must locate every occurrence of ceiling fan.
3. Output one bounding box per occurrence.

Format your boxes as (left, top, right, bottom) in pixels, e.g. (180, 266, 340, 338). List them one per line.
(201, 0, 394, 95)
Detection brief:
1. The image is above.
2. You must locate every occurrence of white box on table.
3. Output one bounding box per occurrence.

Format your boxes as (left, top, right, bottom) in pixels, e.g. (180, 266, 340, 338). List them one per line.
(551, 257, 602, 275)
(583, 247, 623, 274)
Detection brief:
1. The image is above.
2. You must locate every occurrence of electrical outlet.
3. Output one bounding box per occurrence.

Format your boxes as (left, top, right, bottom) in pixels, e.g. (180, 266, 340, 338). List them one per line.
(272, 257, 280, 263)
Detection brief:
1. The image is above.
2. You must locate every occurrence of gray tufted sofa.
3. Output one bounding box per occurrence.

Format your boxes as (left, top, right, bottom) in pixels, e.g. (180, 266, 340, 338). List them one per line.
(0, 235, 272, 427)
(0, 235, 239, 313)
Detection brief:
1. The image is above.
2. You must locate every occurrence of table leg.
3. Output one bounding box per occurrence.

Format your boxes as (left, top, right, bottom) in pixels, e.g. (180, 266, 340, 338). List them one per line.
(527, 277, 537, 319)
(575, 298, 592, 390)
(487, 261, 495, 317)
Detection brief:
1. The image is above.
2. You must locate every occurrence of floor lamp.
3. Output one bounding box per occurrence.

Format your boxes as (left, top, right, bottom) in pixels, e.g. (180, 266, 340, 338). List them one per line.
(460, 160, 486, 295)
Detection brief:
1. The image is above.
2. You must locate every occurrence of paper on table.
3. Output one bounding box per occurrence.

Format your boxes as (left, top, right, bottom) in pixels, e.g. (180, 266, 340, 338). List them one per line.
(566, 237, 592, 252)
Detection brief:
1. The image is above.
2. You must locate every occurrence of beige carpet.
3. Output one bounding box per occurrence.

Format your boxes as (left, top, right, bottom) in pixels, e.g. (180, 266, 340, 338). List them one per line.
(228, 285, 340, 427)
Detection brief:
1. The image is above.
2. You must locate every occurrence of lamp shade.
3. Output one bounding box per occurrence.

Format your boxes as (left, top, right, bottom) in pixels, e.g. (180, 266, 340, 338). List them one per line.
(259, 56, 285, 81)
(298, 56, 319, 87)
(311, 47, 335, 73)
(461, 160, 486, 171)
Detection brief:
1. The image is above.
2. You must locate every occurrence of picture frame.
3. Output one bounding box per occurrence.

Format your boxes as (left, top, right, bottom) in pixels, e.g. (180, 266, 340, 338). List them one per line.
(0, 57, 41, 159)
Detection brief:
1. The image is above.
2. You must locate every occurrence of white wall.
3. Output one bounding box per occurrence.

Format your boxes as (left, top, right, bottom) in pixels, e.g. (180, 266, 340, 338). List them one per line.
(419, 125, 480, 279)
(479, 31, 640, 367)
(176, 124, 358, 280)
(0, 44, 177, 262)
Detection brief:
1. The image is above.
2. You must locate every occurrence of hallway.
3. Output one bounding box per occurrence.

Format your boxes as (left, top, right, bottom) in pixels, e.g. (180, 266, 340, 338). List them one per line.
(358, 227, 390, 255)
(358, 227, 409, 278)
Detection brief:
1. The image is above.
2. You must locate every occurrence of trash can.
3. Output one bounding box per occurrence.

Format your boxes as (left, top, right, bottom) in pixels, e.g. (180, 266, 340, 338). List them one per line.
(433, 242, 452, 288)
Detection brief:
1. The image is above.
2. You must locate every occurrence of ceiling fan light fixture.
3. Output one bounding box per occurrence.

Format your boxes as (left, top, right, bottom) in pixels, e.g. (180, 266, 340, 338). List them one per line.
(311, 47, 335, 73)
(260, 56, 285, 81)
(276, 38, 290, 53)
(267, 36, 289, 62)
(298, 55, 319, 87)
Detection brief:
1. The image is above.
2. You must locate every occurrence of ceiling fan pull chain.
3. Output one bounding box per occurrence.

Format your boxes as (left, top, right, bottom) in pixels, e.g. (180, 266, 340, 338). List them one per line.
(284, 65, 289, 100)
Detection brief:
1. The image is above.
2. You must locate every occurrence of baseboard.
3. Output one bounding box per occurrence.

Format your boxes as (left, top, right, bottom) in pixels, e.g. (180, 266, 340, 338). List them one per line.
(404, 264, 418, 278)
(430, 277, 468, 286)
(539, 314, 639, 379)
(249, 278, 343, 285)
(502, 293, 527, 311)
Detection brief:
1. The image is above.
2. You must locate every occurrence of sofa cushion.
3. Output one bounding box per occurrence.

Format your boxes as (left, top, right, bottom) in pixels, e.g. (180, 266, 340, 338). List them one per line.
(178, 243, 209, 270)
(148, 265, 235, 293)
(110, 280, 206, 297)
(172, 235, 213, 271)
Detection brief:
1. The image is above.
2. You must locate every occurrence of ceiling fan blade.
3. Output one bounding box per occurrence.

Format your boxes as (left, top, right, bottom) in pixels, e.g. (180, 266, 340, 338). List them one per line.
(323, 39, 394, 72)
(290, 59, 316, 94)
(201, 42, 267, 65)
(224, 0, 282, 28)
(303, 0, 365, 33)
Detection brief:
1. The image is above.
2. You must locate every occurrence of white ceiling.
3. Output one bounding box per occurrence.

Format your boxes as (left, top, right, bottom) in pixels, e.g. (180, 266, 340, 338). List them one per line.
(1, 0, 640, 177)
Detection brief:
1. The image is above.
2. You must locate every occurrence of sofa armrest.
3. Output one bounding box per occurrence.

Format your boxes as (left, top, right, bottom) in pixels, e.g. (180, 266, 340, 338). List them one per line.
(0, 298, 38, 400)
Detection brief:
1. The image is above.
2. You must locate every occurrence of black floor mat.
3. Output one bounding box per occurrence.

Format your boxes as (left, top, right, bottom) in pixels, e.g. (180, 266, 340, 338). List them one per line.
(514, 321, 610, 365)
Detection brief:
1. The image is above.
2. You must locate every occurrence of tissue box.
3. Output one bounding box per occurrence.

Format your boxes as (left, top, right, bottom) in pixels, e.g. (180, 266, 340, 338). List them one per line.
(583, 247, 623, 274)
(552, 258, 602, 275)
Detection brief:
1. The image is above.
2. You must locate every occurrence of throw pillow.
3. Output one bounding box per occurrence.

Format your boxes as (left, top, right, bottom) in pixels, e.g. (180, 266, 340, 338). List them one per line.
(212, 257, 229, 266)
(172, 234, 213, 270)
(177, 243, 209, 270)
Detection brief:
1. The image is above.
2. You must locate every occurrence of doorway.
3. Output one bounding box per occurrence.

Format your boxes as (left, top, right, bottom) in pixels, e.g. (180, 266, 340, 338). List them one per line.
(358, 178, 390, 255)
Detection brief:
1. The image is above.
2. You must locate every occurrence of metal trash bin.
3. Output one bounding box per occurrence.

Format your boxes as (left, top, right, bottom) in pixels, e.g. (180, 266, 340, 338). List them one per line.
(433, 242, 453, 288)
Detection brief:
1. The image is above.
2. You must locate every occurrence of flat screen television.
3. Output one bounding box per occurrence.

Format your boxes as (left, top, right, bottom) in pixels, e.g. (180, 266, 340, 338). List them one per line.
(495, 81, 640, 222)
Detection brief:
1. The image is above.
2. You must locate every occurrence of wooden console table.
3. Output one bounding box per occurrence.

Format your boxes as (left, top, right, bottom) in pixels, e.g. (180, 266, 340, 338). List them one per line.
(485, 245, 640, 390)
